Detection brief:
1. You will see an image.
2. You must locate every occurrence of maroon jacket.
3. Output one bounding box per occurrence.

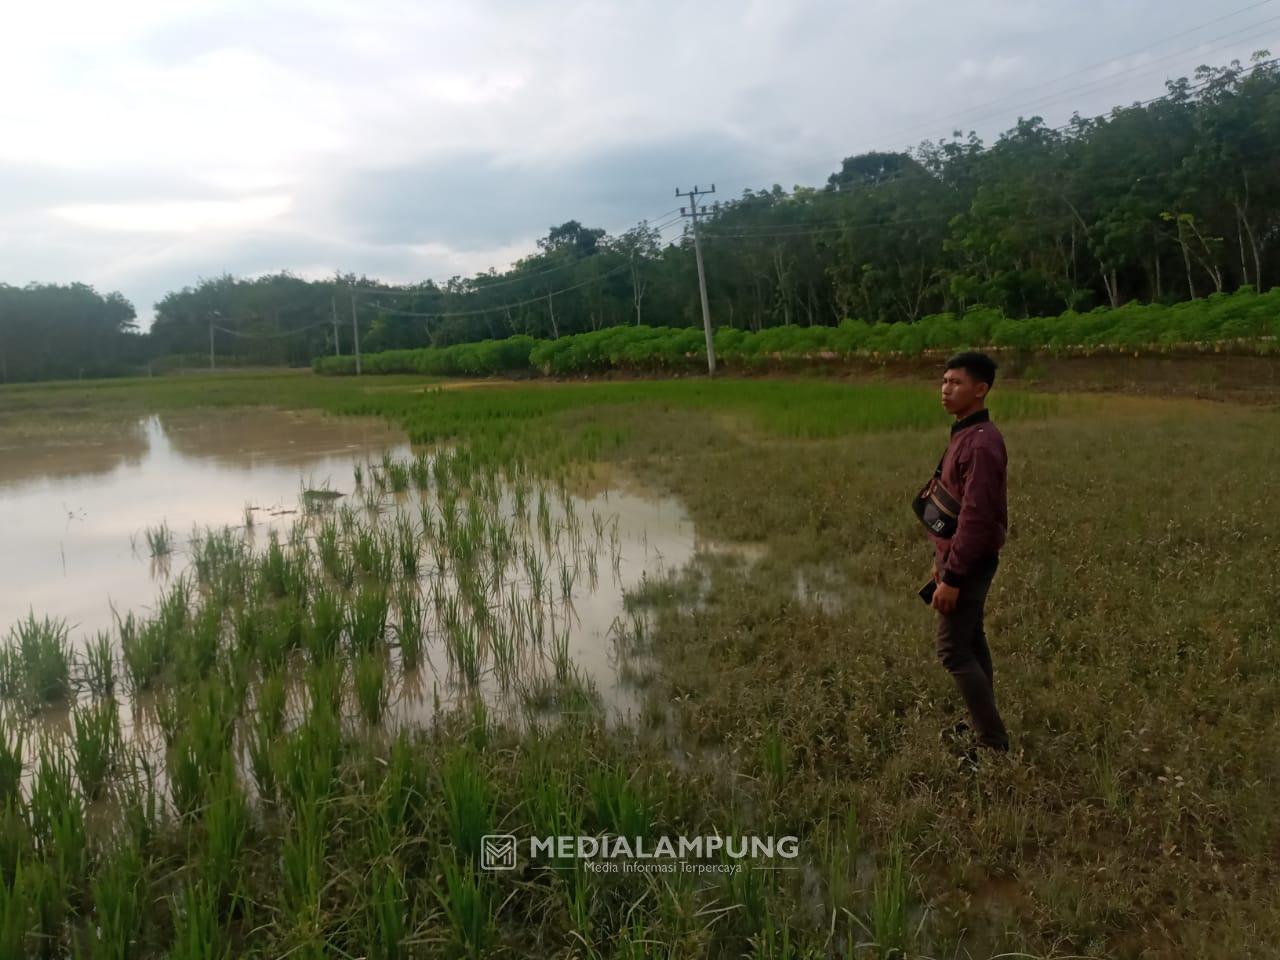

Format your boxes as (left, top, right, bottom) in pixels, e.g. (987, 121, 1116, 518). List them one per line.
(928, 408, 1008, 586)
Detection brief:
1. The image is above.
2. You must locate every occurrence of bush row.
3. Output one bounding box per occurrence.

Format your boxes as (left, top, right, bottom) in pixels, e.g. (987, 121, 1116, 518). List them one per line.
(314, 288, 1280, 376)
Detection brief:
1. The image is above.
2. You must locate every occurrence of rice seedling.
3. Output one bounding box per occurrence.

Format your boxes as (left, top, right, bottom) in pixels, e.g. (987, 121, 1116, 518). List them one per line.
(525, 549, 547, 603)
(394, 584, 424, 671)
(435, 855, 495, 959)
(177, 601, 223, 684)
(821, 805, 861, 917)
(81, 629, 116, 697)
(0, 859, 50, 958)
(353, 461, 364, 488)
(303, 660, 345, 735)
(243, 501, 255, 530)
(355, 649, 388, 726)
(559, 558, 577, 601)
(280, 789, 327, 922)
(202, 755, 250, 911)
(364, 864, 408, 960)
(287, 515, 311, 552)
(393, 512, 419, 577)
(521, 749, 583, 845)
(489, 622, 516, 690)
(259, 599, 303, 670)
(119, 615, 170, 697)
(761, 726, 789, 788)
(868, 842, 909, 960)
(0, 648, 16, 700)
(156, 574, 192, 636)
(385, 459, 410, 493)
(409, 452, 432, 490)
(190, 525, 250, 600)
(316, 519, 345, 588)
(255, 667, 287, 738)
(28, 744, 86, 915)
(587, 764, 652, 839)
(338, 500, 359, 534)
(0, 720, 23, 802)
(71, 696, 122, 800)
(261, 529, 292, 599)
(536, 487, 552, 543)
(353, 524, 385, 578)
(362, 482, 385, 514)
(305, 588, 343, 663)
(168, 682, 238, 821)
(144, 520, 174, 557)
(444, 614, 481, 687)
(439, 746, 493, 862)
(348, 585, 389, 654)
(245, 711, 278, 805)
(377, 730, 426, 838)
(113, 749, 159, 852)
(550, 622, 572, 682)
(6, 612, 72, 706)
(169, 879, 231, 960)
(87, 836, 145, 960)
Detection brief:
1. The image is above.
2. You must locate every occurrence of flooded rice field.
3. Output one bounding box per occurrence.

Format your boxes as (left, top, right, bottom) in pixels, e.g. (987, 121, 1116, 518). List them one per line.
(0, 407, 734, 785)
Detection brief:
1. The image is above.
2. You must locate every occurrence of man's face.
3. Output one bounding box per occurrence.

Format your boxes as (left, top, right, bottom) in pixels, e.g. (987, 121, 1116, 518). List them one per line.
(941, 366, 987, 415)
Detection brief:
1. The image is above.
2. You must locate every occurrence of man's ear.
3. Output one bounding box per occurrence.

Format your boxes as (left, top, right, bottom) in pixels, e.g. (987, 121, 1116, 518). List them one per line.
(975, 382, 990, 401)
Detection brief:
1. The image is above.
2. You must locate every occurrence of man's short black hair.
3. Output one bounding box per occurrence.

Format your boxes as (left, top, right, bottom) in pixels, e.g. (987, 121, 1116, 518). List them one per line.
(945, 351, 997, 387)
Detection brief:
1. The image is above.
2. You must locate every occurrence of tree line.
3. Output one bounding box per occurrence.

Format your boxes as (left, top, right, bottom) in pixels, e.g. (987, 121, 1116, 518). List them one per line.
(3, 54, 1278, 381)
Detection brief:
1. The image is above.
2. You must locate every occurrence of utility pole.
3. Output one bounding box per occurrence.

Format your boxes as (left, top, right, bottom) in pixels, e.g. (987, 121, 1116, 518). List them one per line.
(331, 295, 341, 356)
(676, 184, 717, 376)
(209, 319, 215, 371)
(350, 293, 362, 375)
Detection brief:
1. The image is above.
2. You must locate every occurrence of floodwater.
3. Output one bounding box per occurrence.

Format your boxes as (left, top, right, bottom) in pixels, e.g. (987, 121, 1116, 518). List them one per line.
(0, 409, 410, 639)
(0, 408, 723, 734)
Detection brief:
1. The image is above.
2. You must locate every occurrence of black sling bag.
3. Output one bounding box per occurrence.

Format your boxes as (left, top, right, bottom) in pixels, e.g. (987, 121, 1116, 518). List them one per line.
(911, 451, 961, 539)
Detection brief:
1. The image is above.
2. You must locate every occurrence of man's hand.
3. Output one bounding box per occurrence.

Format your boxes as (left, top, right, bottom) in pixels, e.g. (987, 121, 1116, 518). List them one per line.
(931, 581, 959, 614)
(931, 562, 940, 583)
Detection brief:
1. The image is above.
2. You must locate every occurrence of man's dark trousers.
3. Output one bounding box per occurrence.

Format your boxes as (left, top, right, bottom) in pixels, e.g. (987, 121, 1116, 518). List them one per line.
(935, 557, 1009, 751)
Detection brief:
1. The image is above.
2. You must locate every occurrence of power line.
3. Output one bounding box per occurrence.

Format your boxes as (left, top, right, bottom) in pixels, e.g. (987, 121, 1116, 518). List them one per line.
(694, 54, 1280, 233)
(341, 205, 689, 300)
(1048, 54, 1280, 133)
(835, 5, 1280, 158)
(367, 262, 633, 320)
(212, 319, 330, 339)
(958, 17, 1280, 135)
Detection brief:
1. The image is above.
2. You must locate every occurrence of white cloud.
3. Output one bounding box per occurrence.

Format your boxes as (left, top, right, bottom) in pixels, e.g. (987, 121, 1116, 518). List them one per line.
(52, 195, 293, 233)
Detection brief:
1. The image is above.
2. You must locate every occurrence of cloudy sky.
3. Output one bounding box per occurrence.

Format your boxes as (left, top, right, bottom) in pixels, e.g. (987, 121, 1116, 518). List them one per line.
(3, 0, 1276, 326)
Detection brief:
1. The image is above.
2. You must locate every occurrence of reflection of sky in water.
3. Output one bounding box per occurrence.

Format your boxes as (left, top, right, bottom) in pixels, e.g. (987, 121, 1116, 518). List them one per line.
(0, 409, 712, 726)
(0, 410, 410, 639)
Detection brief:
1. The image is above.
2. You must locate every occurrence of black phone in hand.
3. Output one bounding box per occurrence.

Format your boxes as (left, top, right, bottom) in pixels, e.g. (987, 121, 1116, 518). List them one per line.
(918, 580, 937, 605)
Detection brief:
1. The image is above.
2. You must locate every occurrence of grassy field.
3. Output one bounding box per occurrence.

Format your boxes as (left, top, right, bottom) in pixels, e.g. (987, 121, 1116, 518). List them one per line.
(0, 368, 1276, 958)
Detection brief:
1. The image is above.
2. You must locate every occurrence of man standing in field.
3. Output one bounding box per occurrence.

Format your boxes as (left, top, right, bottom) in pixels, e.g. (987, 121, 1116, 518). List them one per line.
(915, 352, 1011, 754)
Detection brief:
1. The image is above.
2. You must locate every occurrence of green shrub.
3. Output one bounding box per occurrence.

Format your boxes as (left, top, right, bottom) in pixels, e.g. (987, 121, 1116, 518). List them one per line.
(313, 287, 1280, 377)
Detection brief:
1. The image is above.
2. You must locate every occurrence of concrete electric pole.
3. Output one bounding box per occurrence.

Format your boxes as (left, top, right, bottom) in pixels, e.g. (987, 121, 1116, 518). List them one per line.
(676, 184, 717, 376)
(350, 293, 362, 376)
(331, 295, 341, 356)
